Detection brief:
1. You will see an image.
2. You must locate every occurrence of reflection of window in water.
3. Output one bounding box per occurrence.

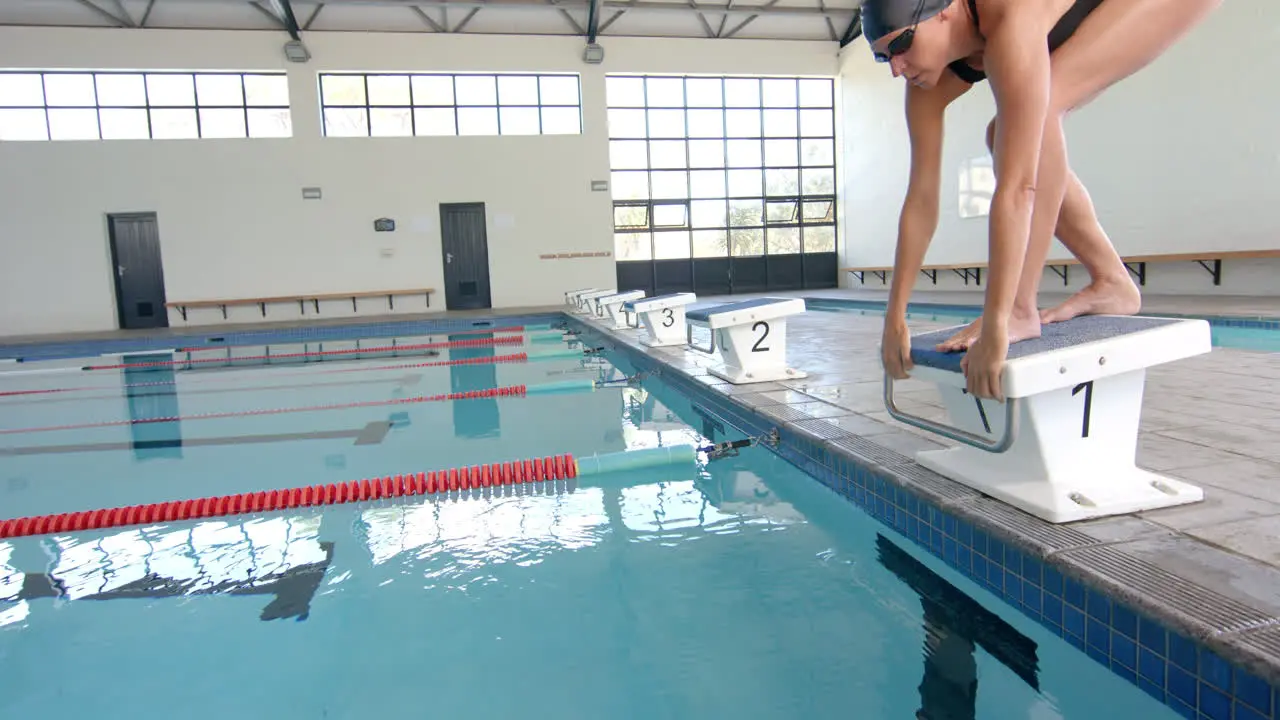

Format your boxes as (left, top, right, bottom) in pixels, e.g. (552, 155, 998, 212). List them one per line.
(1, 516, 331, 625)
(958, 155, 995, 219)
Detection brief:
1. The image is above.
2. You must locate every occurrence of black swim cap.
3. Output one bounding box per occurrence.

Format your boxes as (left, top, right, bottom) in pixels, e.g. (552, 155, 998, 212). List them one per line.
(861, 0, 952, 44)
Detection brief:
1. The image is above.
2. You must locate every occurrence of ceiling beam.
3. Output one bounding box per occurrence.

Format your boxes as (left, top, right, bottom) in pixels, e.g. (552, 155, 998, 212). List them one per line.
(586, 0, 600, 42)
(303, 2, 325, 28)
(410, 4, 446, 31)
(839, 8, 860, 46)
(597, 8, 624, 32)
(71, 0, 130, 27)
(266, 0, 303, 39)
(163, 0, 851, 18)
(139, 0, 157, 26)
(107, 0, 136, 26)
(722, 0, 776, 37)
(453, 6, 481, 30)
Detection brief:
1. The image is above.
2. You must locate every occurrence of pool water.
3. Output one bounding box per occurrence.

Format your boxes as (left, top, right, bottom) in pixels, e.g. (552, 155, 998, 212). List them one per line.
(806, 299, 1280, 353)
(0, 323, 1182, 719)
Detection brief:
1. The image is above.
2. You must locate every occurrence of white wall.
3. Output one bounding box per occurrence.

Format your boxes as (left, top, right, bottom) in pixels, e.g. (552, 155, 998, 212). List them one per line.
(0, 28, 838, 337)
(837, 1, 1280, 297)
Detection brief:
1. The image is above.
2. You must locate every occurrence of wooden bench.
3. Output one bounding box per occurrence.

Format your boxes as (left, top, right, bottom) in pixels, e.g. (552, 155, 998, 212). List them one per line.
(166, 288, 436, 321)
(842, 250, 1280, 288)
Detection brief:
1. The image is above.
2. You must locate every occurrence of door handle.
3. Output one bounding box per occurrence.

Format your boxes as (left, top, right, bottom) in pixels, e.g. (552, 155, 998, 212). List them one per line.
(118, 265, 126, 277)
(446, 253, 453, 264)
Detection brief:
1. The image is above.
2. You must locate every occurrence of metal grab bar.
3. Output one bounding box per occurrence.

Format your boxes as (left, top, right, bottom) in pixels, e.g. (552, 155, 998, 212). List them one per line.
(883, 374, 1020, 453)
(624, 308, 640, 329)
(686, 322, 717, 355)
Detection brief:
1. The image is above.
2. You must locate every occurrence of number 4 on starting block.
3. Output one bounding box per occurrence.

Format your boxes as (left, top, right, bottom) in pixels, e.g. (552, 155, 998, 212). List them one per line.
(886, 315, 1211, 523)
(686, 297, 807, 384)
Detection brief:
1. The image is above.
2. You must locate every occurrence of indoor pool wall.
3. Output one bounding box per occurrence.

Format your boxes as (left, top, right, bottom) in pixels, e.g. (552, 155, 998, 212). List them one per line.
(564, 313, 1280, 720)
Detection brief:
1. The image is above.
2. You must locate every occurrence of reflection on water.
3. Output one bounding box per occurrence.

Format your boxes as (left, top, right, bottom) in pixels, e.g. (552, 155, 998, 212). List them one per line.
(0, 515, 332, 625)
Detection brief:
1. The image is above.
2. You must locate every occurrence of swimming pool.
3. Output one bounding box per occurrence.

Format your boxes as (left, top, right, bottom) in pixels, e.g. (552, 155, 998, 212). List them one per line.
(0, 322, 1193, 718)
(804, 297, 1280, 353)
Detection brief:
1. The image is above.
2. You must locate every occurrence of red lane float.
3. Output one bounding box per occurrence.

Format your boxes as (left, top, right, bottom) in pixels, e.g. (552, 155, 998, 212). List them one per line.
(171, 325, 535, 353)
(81, 335, 525, 371)
(0, 384, 528, 436)
(0, 453, 579, 540)
(0, 352, 533, 400)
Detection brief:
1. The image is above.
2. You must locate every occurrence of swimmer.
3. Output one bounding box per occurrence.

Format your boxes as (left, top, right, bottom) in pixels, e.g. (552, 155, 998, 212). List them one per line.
(865, 0, 1222, 400)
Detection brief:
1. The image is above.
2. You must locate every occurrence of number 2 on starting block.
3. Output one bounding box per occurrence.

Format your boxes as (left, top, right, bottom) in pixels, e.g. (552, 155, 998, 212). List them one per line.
(686, 297, 807, 384)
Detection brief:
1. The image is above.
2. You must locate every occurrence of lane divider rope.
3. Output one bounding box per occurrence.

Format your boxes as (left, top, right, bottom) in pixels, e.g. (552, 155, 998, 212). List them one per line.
(0, 384, 528, 436)
(0, 352, 537, 399)
(79, 335, 526, 371)
(0, 453, 579, 540)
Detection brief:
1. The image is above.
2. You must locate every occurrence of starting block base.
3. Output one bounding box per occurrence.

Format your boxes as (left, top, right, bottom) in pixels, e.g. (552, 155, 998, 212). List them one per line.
(917, 446, 1203, 523)
(892, 315, 1211, 524)
(687, 297, 807, 385)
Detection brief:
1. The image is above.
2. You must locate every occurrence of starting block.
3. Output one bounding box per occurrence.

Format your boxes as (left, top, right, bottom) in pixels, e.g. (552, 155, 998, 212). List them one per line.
(572, 289, 616, 315)
(595, 290, 646, 328)
(686, 297, 807, 384)
(624, 292, 697, 347)
(564, 288, 598, 309)
(885, 315, 1211, 523)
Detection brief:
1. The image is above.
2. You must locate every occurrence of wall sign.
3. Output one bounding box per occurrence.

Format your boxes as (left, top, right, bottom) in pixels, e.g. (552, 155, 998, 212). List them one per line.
(374, 218, 396, 232)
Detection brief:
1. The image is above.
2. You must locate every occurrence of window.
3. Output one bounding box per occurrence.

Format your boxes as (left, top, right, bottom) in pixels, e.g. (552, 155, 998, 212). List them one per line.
(606, 74, 837, 261)
(0, 71, 291, 141)
(318, 72, 583, 138)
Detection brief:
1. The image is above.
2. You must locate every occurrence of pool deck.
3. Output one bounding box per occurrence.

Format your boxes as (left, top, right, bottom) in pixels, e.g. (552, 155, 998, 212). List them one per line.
(3, 291, 1279, 695)
(564, 292, 1280, 696)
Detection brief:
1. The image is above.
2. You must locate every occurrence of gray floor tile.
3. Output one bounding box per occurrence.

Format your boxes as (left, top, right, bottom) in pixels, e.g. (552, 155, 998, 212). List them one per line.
(1183, 515, 1280, 567)
(1139, 486, 1280, 530)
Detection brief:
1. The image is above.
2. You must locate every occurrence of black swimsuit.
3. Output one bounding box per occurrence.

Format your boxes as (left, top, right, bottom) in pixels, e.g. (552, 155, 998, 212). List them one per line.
(947, 0, 1107, 83)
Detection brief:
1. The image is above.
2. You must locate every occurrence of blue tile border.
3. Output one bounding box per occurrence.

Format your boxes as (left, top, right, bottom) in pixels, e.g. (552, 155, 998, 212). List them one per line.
(564, 314, 1280, 720)
(0, 312, 564, 362)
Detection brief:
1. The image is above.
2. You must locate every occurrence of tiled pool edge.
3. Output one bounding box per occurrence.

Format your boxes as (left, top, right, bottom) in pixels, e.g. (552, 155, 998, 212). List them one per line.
(565, 313, 1280, 720)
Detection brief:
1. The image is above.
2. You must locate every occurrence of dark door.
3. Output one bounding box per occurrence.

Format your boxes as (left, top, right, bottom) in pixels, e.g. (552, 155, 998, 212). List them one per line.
(439, 202, 492, 311)
(107, 212, 169, 329)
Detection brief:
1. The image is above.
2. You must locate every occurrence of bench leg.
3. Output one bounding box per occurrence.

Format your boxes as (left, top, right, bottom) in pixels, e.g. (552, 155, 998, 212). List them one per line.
(905, 367, 1202, 523)
(706, 318, 806, 385)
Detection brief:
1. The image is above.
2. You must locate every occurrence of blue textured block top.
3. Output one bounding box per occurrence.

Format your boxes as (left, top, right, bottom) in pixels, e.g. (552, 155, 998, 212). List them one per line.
(623, 292, 690, 312)
(686, 297, 797, 323)
(909, 315, 1182, 373)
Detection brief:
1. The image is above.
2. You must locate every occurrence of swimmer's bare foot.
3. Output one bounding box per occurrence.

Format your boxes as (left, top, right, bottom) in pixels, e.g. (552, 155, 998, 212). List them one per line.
(936, 310, 1042, 352)
(936, 317, 982, 353)
(1040, 275, 1141, 324)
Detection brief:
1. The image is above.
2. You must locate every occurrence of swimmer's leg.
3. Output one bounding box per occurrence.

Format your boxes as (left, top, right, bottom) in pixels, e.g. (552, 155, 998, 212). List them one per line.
(938, 0, 1220, 352)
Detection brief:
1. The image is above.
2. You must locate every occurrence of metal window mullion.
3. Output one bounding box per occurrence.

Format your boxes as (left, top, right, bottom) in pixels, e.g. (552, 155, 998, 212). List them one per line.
(679, 76, 692, 259)
(535, 74, 543, 135)
(190, 74, 203, 139)
(409, 73, 418, 137)
(363, 74, 371, 137)
(241, 74, 251, 138)
(494, 75, 503, 136)
(143, 72, 154, 139)
(40, 73, 51, 141)
(642, 77, 654, 262)
(720, 76, 731, 261)
(452, 75, 459, 136)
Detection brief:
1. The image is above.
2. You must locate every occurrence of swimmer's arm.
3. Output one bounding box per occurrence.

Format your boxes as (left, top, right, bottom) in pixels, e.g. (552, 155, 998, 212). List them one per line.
(979, 3, 1053, 327)
(887, 77, 969, 320)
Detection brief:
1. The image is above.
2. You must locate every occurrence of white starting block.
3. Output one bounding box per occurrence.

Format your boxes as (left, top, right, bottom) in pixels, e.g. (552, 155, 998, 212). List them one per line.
(885, 315, 1211, 524)
(564, 288, 598, 309)
(686, 297, 807, 384)
(572, 289, 616, 315)
(624, 292, 697, 348)
(595, 290, 646, 328)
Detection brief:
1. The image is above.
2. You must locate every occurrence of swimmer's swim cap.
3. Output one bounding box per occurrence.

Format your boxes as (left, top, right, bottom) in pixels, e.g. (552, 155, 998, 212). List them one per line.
(861, 0, 953, 44)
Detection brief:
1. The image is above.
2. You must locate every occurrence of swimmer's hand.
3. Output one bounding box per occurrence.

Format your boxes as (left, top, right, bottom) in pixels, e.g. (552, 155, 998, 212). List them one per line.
(961, 324, 1008, 401)
(882, 318, 913, 380)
